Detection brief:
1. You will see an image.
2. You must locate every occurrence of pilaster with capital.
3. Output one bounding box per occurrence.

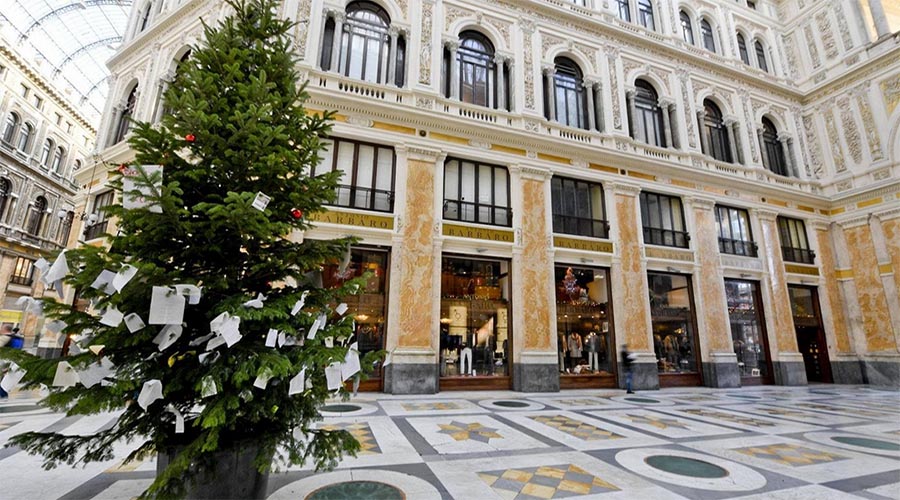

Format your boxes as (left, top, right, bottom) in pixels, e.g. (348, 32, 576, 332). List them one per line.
(687, 197, 733, 358)
(810, 221, 854, 355)
(542, 64, 556, 121)
(752, 208, 800, 357)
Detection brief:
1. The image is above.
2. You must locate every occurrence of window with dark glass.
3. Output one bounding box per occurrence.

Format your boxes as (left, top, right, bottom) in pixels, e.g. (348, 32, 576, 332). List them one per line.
(58, 210, 74, 245)
(85, 191, 114, 240)
(637, 0, 655, 30)
(16, 123, 33, 152)
(726, 279, 769, 379)
(2, 112, 19, 143)
(700, 19, 716, 52)
(0, 178, 10, 222)
(777, 216, 815, 264)
(553, 57, 587, 129)
(648, 272, 698, 374)
(11, 257, 35, 286)
(340, 2, 390, 83)
(313, 137, 396, 213)
(51, 147, 65, 173)
(616, 0, 631, 22)
(556, 266, 614, 378)
(443, 158, 510, 227)
(754, 40, 768, 72)
(680, 11, 694, 44)
(702, 100, 731, 163)
(762, 117, 787, 176)
(138, 2, 153, 32)
(458, 31, 496, 108)
(26, 196, 47, 236)
(113, 85, 138, 145)
(737, 33, 750, 64)
(551, 177, 608, 239)
(39, 139, 53, 168)
(715, 205, 756, 257)
(632, 79, 666, 147)
(640, 191, 688, 248)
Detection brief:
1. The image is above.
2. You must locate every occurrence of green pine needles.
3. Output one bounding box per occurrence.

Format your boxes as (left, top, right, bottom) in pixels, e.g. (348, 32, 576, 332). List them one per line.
(0, 0, 381, 497)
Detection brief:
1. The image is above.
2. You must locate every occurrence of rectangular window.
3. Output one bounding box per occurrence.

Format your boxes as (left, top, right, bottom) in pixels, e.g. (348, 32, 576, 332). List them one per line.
(640, 191, 689, 248)
(85, 191, 114, 240)
(551, 177, 608, 238)
(10, 257, 35, 286)
(617, 0, 631, 22)
(715, 205, 756, 257)
(443, 158, 510, 227)
(20, 84, 29, 97)
(648, 272, 698, 374)
(55, 113, 63, 125)
(777, 216, 814, 264)
(313, 138, 396, 213)
(32, 95, 43, 110)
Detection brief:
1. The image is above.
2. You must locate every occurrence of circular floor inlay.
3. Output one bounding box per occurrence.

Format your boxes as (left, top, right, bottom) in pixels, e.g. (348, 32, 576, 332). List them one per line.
(644, 455, 729, 479)
(626, 397, 660, 404)
(320, 404, 362, 413)
(0, 404, 42, 414)
(831, 436, 900, 451)
(493, 400, 529, 408)
(307, 481, 403, 500)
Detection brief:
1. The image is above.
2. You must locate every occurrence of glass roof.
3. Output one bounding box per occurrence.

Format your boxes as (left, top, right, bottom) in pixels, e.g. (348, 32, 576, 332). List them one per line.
(0, 0, 134, 125)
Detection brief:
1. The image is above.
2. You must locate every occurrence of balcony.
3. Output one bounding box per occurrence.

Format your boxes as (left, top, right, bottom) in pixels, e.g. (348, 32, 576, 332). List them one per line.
(643, 227, 690, 248)
(553, 214, 609, 239)
(9, 274, 33, 286)
(84, 220, 109, 241)
(330, 185, 394, 213)
(443, 199, 511, 228)
(781, 246, 816, 265)
(718, 237, 758, 258)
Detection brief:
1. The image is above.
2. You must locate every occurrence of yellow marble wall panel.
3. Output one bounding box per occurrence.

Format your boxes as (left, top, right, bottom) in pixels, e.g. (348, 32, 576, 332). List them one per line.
(815, 227, 852, 353)
(760, 218, 799, 354)
(844, 225, 896, 352)
(693, 207, 731, 352)
(614, 193, 650, 351)
(396, 158, 436, 349)
(881, 218, 900, 296)
(520, 178, 553, 351)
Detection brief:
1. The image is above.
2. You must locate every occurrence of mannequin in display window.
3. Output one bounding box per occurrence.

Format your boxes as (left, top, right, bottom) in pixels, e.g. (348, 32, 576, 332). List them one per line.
(567, 332, 583, 370)
(460, 343, 473, 376)
(585, 332, 601, 372)
(558, 333, 568, 372)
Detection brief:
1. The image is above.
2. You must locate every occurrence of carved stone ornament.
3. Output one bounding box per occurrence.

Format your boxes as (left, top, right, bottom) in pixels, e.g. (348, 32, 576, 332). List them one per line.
(418, 0, 433, 85)
(837, 98, 863, 164)
(803, 24, 821, 68)
(815, 10, 839, 60)
(346, 115, 374, 128)
(822, 107, 846, 172)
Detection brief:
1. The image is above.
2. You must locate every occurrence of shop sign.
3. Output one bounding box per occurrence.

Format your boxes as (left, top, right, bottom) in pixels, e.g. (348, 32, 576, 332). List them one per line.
(0, 310, 23, 323)
(785, 264, 820, 276)
(309, 210, 394, 230)
(553, 236, 613, 253)
(442, 223, 514, 242)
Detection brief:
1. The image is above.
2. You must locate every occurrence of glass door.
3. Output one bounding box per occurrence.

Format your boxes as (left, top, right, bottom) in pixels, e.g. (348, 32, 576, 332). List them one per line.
(788, 285, 832, 383)
(725, 279, 773, 385)
(556, 265, 616, 389)
(648, 271, 703, 387)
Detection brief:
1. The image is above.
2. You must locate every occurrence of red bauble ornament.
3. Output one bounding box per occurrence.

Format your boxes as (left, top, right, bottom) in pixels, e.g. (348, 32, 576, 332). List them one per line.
(185, 134, 196, 143)
(117, 164, 128, 173)
(291, 208, 303, 219)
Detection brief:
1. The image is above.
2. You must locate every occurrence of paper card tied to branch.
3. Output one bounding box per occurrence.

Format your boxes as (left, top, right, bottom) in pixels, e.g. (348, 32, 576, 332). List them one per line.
(124, 313, 146, 333)
(253, 368, 274, 390)
(325, 362, 342, 391)
(15, 296, 42, 315)
(252, 192, 271, 211)
(34, 258, 50, 275)
(288, 368, 306, 396)
(341, 342, 361, 381)
(201, 376, 218, 398)
(99, 307, 124, 327)
(291, 290, 310, 316)
(149, 286, 186, 325)
(265, 329, 278, 347)
(210, 312, 241, 347)
(113, 265, 138, 292)
(42, 251, 69, 285)
(138, 379, 164, 410)
(154, 325, 183, 351)
(52, 361, 78, 388)
(174, 284, 202, 305)
(122, 165, 163, 213)
(0, 363, 24, 393)
(165, 404, 185, 434)
(90, 270, 118, 295)
(243, 293, 266, 309)
(76, 358, 115, 388)
(335, 303, 348, 316)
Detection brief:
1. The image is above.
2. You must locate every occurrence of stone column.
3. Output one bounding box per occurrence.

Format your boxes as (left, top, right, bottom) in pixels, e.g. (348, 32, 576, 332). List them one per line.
(495, 55, 507, 111)
(385, 146, 445, 394)
(725, 117, 741, 164)
(625, 87, 641, 141)
(757, 127, 770, 170)
(659, 98, 674, 148)
(778, 135, 795, 177)
(696, 109, 711, 156)
(543, 64, 556, 121)
(446, 40, 459, 99)
(330, 12, 345, 74)
(689, 197, 739, 388)
(584, 79, 596, 131)
(609, 182, 659, 390)
(668, 104, 680, 149)
(506, 60, 516, 112)
(511, 166, 558, 392)
(868, 0, 892, 38)
(386, 27, 399, 85)
(754, 209, 806, 385)
(593, 82, 605, 132)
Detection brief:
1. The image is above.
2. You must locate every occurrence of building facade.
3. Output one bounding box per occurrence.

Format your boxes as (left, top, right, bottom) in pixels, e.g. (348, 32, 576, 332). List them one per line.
(77, 0, 900, 392)
(0, 34, 95, 350)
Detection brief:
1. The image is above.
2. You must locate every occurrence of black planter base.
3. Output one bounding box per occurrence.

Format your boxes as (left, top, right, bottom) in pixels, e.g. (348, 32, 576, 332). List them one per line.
(157, 444, 269, 499)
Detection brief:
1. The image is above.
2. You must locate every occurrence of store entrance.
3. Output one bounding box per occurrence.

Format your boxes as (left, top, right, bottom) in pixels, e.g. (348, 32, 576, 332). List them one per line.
(556, 265, 616, 389)
(788, 285, 832, 383)
(648, 271, 703, 387)
(439, 256, 512, 390)
(725, 279, 773, 385)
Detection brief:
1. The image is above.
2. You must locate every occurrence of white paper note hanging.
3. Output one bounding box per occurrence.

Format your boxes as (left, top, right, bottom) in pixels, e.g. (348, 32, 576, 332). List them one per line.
(76, 358, 115, 388)
(99, 307, 124, 327)
(325, 363, 342, 391)
(138, 379, 163, 410)
(0, 363, 24, 392)
(335, 303, 348, 316)
(242, 293, 266, 309)
(253, 369, 273, 390)
(200, 376, 218, 398)
(43, 251, 69, 285)
(288, 368, 306, 396)
(52, 361, 78, 388)
(90, 270, 118, 295)
(112, 265, 138, 292)
(265, 329, 278, 348)
(154, 325, 183, 351)
(251, 192, 271, 211)
(341, 342, 361, 381)
(174, 284, 202, 305)
(124, 313, 146, 333)
(149, 286, 186, 325)
(291, 290, 310, 316)
(165, 404, 185, 434)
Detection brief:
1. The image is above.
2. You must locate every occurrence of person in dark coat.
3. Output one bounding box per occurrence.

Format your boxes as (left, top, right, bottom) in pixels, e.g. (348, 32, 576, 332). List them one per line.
(620, 344, 635, 394)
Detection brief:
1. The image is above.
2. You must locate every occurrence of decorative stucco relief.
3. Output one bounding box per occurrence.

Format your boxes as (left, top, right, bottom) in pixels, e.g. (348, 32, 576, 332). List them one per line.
(837, 97, 863, 164)
(822, 107, 846, 172)
(815, 11, 839, 60)
(521, 19, 536, 110)
(541, 33, 565, 58)
(782, 33, 799, 80)
(801, 114, 824, 179)
(678, 70, 697, 148)
(803, 24, 821, 68)
(444, 5, 469, 31)
(739, 91, 758, 162)
(607, 46, 622, 130)
(294, 0, 313, 56)
(418, 0, 433, 85)
(832, 1, 854, 51)
(853, 87, 883, 161)
(881, 74, 900, 117)
(443, 6, 510, 46)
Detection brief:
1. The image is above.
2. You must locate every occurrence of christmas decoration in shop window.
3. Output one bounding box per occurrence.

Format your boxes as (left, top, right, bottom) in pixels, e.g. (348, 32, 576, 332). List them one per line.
(0, 1, 384, 498)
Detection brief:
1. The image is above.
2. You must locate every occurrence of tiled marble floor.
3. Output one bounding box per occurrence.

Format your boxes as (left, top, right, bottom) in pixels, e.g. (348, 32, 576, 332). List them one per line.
(1, 385, 898, 499)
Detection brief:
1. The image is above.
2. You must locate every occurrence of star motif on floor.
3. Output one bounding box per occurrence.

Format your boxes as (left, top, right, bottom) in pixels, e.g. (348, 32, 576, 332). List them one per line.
(437, 421, 502, 442)
(624, 413, 690, 429)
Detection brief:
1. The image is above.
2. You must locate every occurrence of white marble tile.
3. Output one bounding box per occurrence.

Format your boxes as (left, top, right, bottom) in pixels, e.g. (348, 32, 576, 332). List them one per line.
(765, 401, 899, 421)
(405, 414, 547, 455)
(89, 479, 154, 500)
(268, 469, 442, 500)
(525, 395, 635, 410)
(587, 408, 741, 438)
(655, 406, 827, 434)
(714, 404, 866, 426)
(284, 416, 421, 470)
(379, 399, 487, 416)
(864, 481, 900, 499)
(840, 421, 900, 439)
(502, 410, 667, 451)
(800, 431, 900, 458)
(730, 485, 866, 499)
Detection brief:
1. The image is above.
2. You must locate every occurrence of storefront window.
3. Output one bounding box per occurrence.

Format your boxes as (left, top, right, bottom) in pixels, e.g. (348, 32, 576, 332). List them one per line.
(322, 248, 389, 387)
(725, 279, 769, 379)
(439, 257, 510, 379)
(555, 266, 613, 377)
(648, 272, 698, 374)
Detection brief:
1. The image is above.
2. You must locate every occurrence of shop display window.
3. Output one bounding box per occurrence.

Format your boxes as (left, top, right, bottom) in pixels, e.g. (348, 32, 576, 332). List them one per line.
(555, 266, 613, 376)
(439, 256, 510, 378)
(648, 272, 699, 374)
(725, 279, 769, 379)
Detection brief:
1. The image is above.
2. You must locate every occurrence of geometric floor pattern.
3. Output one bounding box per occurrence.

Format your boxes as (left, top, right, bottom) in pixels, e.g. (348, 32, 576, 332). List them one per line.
(1, 384, 898, 499)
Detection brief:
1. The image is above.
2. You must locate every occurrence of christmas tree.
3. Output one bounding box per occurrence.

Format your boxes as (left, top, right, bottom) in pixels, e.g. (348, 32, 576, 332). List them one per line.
(0, 0, 380, 497)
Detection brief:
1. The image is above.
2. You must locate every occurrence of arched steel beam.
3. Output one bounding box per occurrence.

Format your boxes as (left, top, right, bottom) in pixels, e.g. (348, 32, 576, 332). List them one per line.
(52, 36, 123, 76)
(18, 0, 133, 43)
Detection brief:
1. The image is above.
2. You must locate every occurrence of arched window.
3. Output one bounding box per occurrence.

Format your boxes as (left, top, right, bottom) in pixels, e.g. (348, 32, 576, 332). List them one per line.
(616, 0, 631, 21)
(51, 147, 66, 173)
(0, 178, 10, 222)
(736, 33, 750, 65)
(632, 79, 666, 147)
(27, 196, 47, 236)
(16, 123, 33, 152)
(73, 159, 83, 172)
(702, 100, 731, 163)
(58, 210, 74, 245)
(138, 2, 153, 33)
(39, 139, 54, 167)
(339, 2, 390, 83)
(754, 40, 768, 72)
(113, 85, 138, 145)
(2, 113, 19, 143)
(637, 0, 655, 30)
(553, 57, 587, 129)
(762, 117, 787, 176)
(680, 11, 694, 45)
(700, 19, 716, 52)
(458, 31, 495, 108)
